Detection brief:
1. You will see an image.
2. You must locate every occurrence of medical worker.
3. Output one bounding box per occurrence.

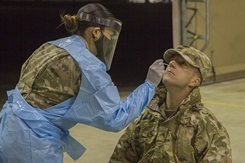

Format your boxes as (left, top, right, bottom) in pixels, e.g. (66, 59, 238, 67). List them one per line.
(0, 3, 165, 163)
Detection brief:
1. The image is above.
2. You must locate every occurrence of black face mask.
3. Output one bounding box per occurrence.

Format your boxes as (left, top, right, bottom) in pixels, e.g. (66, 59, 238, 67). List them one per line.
(95, 34, 106, 64)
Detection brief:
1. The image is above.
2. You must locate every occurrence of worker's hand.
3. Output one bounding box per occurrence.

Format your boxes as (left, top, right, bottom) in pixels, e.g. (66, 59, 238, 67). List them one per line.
(146, 59, 165, 87)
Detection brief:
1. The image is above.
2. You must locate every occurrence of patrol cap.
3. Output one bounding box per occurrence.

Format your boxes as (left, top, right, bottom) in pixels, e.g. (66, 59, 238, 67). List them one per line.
(163, 45, 212, 82)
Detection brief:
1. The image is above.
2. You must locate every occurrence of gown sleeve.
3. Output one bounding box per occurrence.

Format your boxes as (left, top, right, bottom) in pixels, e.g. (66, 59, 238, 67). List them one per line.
(65, 80, 155, 132)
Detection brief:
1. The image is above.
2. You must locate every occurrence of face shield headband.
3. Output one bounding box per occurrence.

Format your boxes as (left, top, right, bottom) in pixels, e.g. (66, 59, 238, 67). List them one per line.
(78, 12, 122, 70)
(78, 12, 122, 33)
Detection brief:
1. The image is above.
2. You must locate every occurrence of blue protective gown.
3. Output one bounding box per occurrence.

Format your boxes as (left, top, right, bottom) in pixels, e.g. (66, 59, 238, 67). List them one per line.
(0, 35, 156, 163)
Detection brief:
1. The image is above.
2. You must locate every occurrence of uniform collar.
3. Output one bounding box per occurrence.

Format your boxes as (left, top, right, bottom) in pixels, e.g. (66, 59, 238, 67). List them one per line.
(148, 85, 202, 112)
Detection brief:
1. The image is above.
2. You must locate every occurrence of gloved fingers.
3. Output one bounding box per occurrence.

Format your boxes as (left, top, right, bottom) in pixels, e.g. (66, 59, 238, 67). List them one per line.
(149, 59, 165, 73)
(146, 59, 166, 87)
(150, 59, 164, 68)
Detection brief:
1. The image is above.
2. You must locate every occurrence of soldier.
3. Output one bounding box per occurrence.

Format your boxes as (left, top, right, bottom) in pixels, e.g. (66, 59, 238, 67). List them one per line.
(0, 3, 165, 163)
(109, 45, 232, 163)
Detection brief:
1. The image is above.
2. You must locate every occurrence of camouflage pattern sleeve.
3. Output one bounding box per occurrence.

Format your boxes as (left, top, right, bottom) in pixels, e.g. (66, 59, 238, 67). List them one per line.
(109, 116, 143, 163)
(199, 132, 232, 163)
(194, 108, 232, 163)
(18, 43, 81, 109)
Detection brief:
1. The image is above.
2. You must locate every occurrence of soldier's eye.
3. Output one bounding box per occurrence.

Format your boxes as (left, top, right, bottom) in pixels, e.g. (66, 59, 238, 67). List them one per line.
(178, 61, 189, 68)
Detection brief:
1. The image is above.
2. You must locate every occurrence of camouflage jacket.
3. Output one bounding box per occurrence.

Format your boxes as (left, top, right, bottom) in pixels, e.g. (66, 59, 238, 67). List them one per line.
(109, 85, 232, 163)
(17, 43, 81, 109)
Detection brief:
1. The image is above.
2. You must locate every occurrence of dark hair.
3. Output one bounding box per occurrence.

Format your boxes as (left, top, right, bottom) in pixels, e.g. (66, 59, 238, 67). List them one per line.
(60, 3, 114, 34)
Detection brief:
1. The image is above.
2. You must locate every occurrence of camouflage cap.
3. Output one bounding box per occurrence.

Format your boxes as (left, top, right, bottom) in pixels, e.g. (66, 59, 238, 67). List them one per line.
(163, 45, 212, 82)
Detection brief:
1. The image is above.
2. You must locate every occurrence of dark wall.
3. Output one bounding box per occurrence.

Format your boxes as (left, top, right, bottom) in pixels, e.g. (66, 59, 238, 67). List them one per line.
(0, 2, 173, 87)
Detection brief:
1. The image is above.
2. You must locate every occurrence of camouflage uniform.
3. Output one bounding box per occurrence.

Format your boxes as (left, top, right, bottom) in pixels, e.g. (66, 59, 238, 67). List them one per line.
(109, 85, 232, 163)
(17, 42, 81, 109)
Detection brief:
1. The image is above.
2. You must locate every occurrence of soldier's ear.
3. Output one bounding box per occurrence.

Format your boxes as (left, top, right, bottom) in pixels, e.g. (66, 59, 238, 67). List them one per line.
(189, 76, 201, 87)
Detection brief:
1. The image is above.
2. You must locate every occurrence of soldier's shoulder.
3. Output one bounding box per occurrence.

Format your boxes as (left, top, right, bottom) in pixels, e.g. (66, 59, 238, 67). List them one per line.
(196, 107, 229, 135)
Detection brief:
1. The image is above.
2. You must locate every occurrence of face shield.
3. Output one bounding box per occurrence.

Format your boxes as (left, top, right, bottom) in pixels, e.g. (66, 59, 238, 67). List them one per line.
(95, 30, 119, 70)
(78, 12, 122, 70)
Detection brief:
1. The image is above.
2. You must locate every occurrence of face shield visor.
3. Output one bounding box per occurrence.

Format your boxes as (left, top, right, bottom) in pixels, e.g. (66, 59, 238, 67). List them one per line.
(78, 12, 122, 70)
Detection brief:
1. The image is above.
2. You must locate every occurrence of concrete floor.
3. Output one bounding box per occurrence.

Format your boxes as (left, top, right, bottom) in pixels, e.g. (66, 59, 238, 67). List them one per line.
(62, 78, 245, 163)
(0, 77, 244, 163)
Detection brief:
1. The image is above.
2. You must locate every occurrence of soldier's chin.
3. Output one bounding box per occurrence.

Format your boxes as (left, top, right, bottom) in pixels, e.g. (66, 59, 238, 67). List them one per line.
(162, 76, 172, 86)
